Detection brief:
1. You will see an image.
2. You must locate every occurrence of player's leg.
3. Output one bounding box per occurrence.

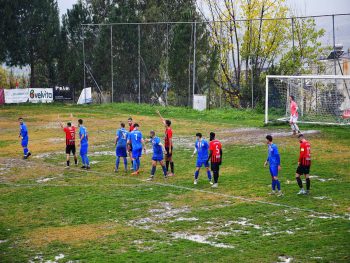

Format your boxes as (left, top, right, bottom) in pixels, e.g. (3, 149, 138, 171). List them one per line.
(205, 162, 212, 184)
(73, 145, 78, 165)
(169, 146, 174, 176)
(84, 145, 90, 169)
(65, 145, 70, 167)
(269, 166, 276, 194)
(159, 160, 167, 177)
(147, 160, 157, 181)
(295, 165, 305, 194)
(80, 146, 86, 168)
(165, 147, 170, 174)
(131, 149, 140, 175)
(211, 163, 219, 188)
(128, 145, 134, 170)
(305, 168, 311, 194)
(123, 157, 128, 172)
(194, 160, 201, 185)
(21, 139, 29, 159)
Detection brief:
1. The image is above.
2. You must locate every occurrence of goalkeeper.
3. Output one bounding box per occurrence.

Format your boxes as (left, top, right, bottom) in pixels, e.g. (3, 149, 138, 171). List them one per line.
(289, 96, 301, 135)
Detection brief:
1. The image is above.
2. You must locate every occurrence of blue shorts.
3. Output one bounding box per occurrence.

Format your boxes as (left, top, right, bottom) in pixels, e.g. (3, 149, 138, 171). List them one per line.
(80, 144, 88, 155)
(269, 166, 279, 177)
(21, 139, 28, 147)
(152, 155, 163, 162)
(132, 148, 142, 159)
(196, 159, 209, 168)
(116, 146, 127, 157)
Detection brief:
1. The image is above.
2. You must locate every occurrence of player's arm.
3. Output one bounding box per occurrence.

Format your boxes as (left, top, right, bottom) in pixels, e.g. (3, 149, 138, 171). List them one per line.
(168, 133, 173, 154)
(191, 147, 197, 158)
(159, 142, 166, 153)
(115, 134, 119, 145)
(156, 110, 166, 125)
(207, 150, 212, 162)
(219, 149, 223, 165)
(141, 138, 146, 153)
(298, 145, 305, 166)
(275, 146, 281, 170)
(57, 114, 64, 129)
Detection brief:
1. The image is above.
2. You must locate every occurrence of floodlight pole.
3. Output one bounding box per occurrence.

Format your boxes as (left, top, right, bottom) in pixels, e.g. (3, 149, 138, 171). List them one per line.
(82, 26, 86, 104)
(138, 24, 141, 104)
(110, 25, 114, 103)
(192, 21, 197, 101)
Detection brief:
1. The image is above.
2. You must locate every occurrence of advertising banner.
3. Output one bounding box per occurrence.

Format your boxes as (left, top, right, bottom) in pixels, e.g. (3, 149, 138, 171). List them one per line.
(53, 86, 73, 101)
(28, 88, 53, 103)
(4, 89, 29, 103)
(0, 89, 4, 105)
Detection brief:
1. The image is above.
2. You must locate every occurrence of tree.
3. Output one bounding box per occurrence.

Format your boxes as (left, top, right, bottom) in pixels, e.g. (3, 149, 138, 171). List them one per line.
(0, 0, 60, 87)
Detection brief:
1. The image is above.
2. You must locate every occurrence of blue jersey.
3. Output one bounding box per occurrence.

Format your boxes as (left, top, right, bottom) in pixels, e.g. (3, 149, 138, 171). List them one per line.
(195, 139, 209, 161)
(151, 136, 163, 159)
(116, 128, 128, 148)
(128, 130, 143, 150)
(79, 126, 88, 145)
(20, 123, 28, 139)
(267, 143, 280, 167)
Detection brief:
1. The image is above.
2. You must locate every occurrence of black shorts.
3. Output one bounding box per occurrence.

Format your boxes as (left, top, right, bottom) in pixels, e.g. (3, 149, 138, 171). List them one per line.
(165, 146, 173, 158)
(211, 162, 220, 172)
(66, 144, 76, 155)
(296, 165, 310, 175)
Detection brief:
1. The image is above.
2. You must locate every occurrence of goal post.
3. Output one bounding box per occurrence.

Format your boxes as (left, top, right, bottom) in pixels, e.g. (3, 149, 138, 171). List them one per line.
(265, 75, 350, 125)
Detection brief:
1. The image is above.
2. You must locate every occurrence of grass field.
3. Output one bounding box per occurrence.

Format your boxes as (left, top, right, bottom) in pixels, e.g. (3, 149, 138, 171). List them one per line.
(0, 103, 349, 263)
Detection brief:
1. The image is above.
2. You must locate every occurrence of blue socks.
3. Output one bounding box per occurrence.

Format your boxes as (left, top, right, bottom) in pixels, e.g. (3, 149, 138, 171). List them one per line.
(123, 157, 127, 171)
(207, 170, 212, 181)
(23, 147, 28, 156)
(276, 180, 281, 191)
(116, 156, 120, 170)
(194, 170, 199, 179)
(133, 158, 140, 171)
(162, 165, 167, 176)
(151, 166, 156, 175)
(272, 179, 281, 191)
(133, 159, 138, 171)
(81, 154, 90, 166)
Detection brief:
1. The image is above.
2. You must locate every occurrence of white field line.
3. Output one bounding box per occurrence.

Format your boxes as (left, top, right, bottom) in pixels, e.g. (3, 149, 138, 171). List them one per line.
(0, 182, 147, 188)
(1, 160, 349, 221)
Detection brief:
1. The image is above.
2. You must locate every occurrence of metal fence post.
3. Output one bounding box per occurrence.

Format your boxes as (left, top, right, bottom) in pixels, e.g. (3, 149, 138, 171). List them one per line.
(138, 24, 141, 104)
(192, 21, 197, 104)
(110, 25, 113, 103)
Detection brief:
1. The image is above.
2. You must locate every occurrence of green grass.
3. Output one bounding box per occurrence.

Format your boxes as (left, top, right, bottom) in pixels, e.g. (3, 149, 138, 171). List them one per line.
(0, 103, 349, 262)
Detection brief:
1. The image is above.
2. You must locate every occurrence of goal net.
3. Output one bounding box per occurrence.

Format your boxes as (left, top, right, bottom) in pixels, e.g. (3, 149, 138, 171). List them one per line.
(265, 75, 350, 125)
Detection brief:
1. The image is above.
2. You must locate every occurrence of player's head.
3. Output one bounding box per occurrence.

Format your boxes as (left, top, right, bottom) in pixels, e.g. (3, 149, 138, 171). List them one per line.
(150, 130, 155, 138)
(290, 95, 295, 102)
(210, 132, 215, 141)
(78, 119, 83, 126)
(165, 120, 171, 127)
(298, 133, 304, 142)
(18, 117, 23, 124)
(120, 122, 125, 128)
(196, 132, 202, 140)
(128, 117, 133, 126)
(266, 135, 273, 144)
(67, 122, 72, 127)
(134, 123, 139, 130)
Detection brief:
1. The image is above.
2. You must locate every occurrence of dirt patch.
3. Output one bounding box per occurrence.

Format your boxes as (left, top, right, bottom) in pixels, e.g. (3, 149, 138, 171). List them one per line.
(26, 222, 125, 247)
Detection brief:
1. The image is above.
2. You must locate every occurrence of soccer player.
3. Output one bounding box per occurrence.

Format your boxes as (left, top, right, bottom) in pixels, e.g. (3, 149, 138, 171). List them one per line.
(59, 114, 78, 168)
(78, 119, 90, 169)
(128, 117, 135, 170)
(146, 130, 168, 181)
(156, 110, 174, 176)
(208, 132, 222, 188)
(191, 133, 212, 185)
(18, 117, 31, 159)
(115, 122, 128, 173)
(264, 135, 282, 196)
(295, 134, 312, 195)
(127, 123, 145, 175)
(289, 95, 301, 135)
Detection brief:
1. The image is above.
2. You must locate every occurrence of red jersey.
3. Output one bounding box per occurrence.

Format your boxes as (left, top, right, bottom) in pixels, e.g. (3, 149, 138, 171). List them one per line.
(63, 126, 76, 145)
(164, 127, 173, 147)
(299, 140, 311, 166)
(290, 101, 298, 117)
(129, 124, 135, 132)
(209, 139, 222, 163)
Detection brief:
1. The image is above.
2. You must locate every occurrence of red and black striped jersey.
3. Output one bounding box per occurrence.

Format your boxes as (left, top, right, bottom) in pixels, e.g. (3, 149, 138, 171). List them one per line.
(299, 140, 311, 166)
(63, 126, 76, 145)
(209, 139, 222, 163)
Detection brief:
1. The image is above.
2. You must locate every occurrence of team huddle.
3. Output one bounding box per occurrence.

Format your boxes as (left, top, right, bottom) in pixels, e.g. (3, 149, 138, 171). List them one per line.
(17, 95, 312, 193)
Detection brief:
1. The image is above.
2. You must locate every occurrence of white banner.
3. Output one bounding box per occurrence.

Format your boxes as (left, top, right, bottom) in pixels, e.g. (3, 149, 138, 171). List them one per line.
(28, 88, 53, 103)
(4, 89, 29, 103)
(193, 94, 207, 111)
(77, 87, 92, 104)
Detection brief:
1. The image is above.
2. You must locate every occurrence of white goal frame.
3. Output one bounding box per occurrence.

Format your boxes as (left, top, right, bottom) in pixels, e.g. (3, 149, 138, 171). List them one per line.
(265, 75, 350, 125)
